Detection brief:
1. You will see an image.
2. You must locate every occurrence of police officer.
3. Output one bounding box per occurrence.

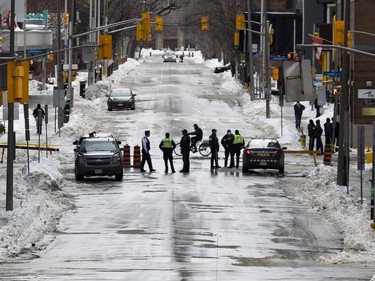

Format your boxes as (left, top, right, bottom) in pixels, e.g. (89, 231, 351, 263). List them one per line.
(159, 132, 176, 173)
(180, 129, 190, 173)
(221, 129, 233, 167)
(209, 129, 220, 169)
(229, 129, 245, 169)
(140, 130, 156, 172)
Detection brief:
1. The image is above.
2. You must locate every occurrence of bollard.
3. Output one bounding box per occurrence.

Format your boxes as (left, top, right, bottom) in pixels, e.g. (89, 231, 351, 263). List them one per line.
(123, 145, 131, 166)
(323, 144, 332, 165)
(366, 150, 373, 164)
(133, 145, 141, 168)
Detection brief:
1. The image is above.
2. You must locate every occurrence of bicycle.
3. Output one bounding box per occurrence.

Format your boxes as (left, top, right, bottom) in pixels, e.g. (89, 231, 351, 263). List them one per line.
(174, 139, 211, 157)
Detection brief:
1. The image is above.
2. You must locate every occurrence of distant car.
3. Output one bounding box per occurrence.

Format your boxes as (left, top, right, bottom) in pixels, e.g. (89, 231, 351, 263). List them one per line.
(107, 88, 136, 111)
(74, 136, 123, 181)
(242, 138, 286, 174)
(214, 64, 230, 74)
(163, 51, 177, 62)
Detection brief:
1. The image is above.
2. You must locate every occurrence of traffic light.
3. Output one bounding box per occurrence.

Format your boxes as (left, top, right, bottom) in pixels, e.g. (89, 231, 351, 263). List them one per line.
(201, 16, 209, 31)
(48, 51, 54, 62)
(333, 20, 344, 46)
(98, 34, 112, 60)
(347, 31, 352, 48)
(269, 26, 274, 45)
(142, 12, 151, 34)
(287, 52, 294, 60)
(236, 14, 245, 30)
(7, 61, 29, 103)
(63, 13, 69, 27)
(136, 22, 146, 41)
(234, 31, 239, 47)
(155, 16, 163, 31)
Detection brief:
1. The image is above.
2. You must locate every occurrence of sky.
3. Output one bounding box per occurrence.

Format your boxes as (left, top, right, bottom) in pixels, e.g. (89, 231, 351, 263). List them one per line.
(0, 49, 374, 280)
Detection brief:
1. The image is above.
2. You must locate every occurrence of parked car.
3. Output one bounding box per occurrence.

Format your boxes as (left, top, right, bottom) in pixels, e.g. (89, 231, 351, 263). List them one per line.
(242, 138, 286, 174)
(74, 136, 124, 181)
(163, 51, 177, 62)
(214, 64, 230, 74)
(107, 88, 136, 111)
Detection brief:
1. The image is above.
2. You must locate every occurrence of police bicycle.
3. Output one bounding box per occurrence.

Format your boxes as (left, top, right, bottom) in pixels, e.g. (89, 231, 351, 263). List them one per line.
(173, 139, 211, 157)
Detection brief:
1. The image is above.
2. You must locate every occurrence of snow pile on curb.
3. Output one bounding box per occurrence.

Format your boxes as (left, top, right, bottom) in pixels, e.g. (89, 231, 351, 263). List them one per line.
(291, 164, 375, 264)
(0, 158, 74, 260)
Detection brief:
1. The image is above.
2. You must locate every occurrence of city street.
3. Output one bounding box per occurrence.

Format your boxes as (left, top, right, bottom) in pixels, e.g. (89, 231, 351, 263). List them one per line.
(0, 54, 374, 280)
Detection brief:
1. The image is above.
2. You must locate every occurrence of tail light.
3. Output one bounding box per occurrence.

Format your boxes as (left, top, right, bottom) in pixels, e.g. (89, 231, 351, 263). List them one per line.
(245, 149, 251, 155)
(274, 149, 282, 156)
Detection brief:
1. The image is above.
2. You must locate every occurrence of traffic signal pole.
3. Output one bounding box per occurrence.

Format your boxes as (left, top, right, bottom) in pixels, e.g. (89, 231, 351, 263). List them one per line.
(6, 0, 16, 211)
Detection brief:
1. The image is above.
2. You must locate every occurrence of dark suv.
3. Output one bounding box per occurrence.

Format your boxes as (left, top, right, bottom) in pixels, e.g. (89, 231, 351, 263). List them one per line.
(74, 137, 123, 181)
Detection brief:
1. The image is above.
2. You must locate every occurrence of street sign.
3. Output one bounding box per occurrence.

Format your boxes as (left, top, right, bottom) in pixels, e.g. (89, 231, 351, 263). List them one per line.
(323, 71, 342, 78)
(358, 89, 375, 99)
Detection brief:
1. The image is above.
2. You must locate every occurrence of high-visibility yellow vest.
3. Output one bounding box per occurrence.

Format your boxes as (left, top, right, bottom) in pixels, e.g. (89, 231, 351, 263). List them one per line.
(162, 138, 173, 148)
(233, 134, 244, 144)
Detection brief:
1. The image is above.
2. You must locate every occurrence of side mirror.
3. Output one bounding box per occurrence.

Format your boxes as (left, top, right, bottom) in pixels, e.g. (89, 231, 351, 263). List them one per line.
(282, 147, 287, 150)
(73, 140, 78, 145)
(117, 141, 122, 145)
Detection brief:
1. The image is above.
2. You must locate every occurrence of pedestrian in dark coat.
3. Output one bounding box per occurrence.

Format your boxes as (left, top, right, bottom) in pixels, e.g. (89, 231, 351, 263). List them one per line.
(315, 120, 324, 155)
(229, 129, 245, 169)
(307, 120, 316, 151)
(221, 129, 233, 167)
(159, 132, 176, 173)
(324, 118, 333, 145)
(140, 130, 156, 172)
(209, 129, 220, 169)
(32, 104, 45, 134)
(332, 118, 339, 152)
(294, 101, 305, 130)
(180, 129, 190, 173)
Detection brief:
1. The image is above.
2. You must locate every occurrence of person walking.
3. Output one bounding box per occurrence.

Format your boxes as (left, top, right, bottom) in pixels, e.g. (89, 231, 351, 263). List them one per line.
(140, 130, 156, 172)
(159, 132, 176, 173)
(32, 104, 45, 135)
(179, 129, 191, 173)
(324, 118, 333, 145)
(229, 129, 245, 169)
(221, 129, 233, 167)
(307, 119, 316, 151)
(315, 120, 324, 155)
(209, 129, 220, 169)
(188, 124, 203, 153)
(293, 101, 305, 131)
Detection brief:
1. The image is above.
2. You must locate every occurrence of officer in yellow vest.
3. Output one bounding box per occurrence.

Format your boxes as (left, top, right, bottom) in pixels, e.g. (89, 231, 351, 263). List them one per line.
(229, 129, 245, 169)
(159, 132, 176, 173)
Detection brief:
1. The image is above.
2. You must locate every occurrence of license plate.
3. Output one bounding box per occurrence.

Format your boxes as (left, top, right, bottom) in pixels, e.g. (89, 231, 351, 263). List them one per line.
(95, 169, 102, 174)
(259, 160, 267, 166)
(256, 153, 270, 157)
(117, 103, 123, 106)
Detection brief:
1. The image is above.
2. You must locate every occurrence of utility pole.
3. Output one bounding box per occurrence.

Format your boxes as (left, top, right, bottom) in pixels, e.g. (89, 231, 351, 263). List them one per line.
(337, 0, 350, 186)
(261, 0, 271, 118)
(246, 0, 254, 101)
(6, 0, 16, 211)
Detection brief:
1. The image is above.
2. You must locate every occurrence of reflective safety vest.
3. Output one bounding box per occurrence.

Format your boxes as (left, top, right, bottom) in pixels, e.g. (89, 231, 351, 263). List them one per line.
(162, 138, 173, 148)
(233, 134, 244, 144)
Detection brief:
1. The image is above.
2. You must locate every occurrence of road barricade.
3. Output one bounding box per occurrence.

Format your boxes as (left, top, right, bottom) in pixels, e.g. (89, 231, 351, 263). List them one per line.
(323, 144, 332, 165)
(133, 145, 141, 168)
(284, 150, 319, 166)
(123, 145, 131, 166)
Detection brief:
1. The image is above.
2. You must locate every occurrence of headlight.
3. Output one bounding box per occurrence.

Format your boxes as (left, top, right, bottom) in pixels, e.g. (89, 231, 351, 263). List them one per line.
(112, 153, 121, 163)
(77, 154, 85, 164)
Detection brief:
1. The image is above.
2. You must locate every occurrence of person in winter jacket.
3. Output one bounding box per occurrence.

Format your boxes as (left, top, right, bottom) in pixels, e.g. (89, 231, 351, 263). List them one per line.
(180, 129, 191, 173)
(315, 120, 324, 155)
(294, 101, 305, 130)
(159, 132, 176, 173)
(229, 130, 245, 169)
(209, 129, 220, 169)
(221, 129, 233, 167)
(324, 118, 333, 145)
(307, 120, 316, 151)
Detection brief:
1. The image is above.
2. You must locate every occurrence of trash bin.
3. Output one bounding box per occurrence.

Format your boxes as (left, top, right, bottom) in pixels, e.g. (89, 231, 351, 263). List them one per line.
(79, 81, 86, 98)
